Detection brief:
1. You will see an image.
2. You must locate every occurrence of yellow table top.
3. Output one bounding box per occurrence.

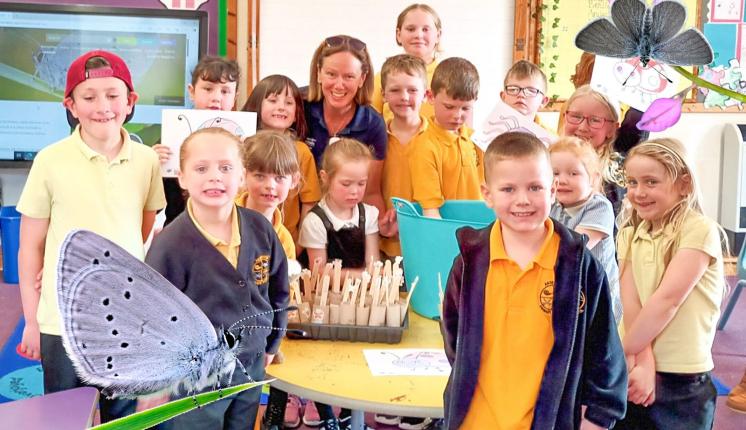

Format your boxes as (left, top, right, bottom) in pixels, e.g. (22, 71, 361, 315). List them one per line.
(267, 312, 448, 417)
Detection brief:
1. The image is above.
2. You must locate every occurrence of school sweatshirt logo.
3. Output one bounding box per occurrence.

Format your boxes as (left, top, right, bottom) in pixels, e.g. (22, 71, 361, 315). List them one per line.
(539, 281, 554, 313)
(253, 255, 270, 285)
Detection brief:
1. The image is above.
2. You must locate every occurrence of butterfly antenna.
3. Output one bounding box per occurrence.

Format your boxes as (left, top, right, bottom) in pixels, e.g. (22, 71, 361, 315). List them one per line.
(231, 324, 307, 337)
(228, 306, 299, 331)
(233, 356, 254, 383)
(622, 59, 641, 86)
(650, 65, 673, 84)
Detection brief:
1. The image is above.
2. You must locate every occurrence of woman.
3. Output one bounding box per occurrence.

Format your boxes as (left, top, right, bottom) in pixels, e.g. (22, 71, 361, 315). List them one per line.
(305, 34, 387, 218)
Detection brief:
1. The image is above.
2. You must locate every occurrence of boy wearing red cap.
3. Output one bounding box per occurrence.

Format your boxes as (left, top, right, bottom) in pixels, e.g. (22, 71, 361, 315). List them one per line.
(16, 50, 165, 421)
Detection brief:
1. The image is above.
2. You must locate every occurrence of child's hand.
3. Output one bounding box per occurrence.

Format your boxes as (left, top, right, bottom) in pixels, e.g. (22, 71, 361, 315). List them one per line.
(264, 353, 275, 368)
(627, 364, 655, 406)
(136, 393, 170, 412)
(152, 144, 172, 164)
(579, 418, 606, 430)
(19, 323, 41, 360)
(579, 406, 607, 430)
(378, 209, 399, 238)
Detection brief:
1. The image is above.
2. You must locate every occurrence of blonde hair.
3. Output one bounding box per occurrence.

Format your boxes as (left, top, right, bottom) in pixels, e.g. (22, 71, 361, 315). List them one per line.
(504, 59, 547, 92)
(618, 138, 730, 268)
(380, 54, 427, 90)
(549, 136, 602, 192)
(396, 4, 443, 54)
(179, 127, 241, 171)
(241, 130, 300, 177)
(320, 138, 372, 192)
(559, 85, 620, 185)
(430, 57, 479, 101)
(307, 35, 374, 105)
(484, 132, 550, 183)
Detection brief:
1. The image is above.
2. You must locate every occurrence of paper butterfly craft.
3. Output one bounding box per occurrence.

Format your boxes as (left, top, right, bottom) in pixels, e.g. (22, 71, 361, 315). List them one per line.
(56, 230, 295, 398)
(575, 0, 713, 67)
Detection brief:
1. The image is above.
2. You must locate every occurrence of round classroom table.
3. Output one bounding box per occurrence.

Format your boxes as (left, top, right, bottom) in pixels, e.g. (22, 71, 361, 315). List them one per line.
(266, 312, 447, 429)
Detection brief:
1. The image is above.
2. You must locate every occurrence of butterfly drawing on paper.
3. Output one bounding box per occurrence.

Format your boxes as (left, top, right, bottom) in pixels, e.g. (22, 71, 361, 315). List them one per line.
(575, 0, 713, 68)
(56, 229, 299, 398)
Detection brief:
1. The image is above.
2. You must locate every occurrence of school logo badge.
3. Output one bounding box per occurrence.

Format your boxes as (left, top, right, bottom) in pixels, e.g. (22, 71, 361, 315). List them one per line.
(539, 281, 554, 313)
(253, 255, 270, 285)
(578, 291, 586, 314)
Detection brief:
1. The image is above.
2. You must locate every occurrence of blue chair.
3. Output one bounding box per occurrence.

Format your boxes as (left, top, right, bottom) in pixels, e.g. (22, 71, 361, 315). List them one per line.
(717, 239, 746, 330)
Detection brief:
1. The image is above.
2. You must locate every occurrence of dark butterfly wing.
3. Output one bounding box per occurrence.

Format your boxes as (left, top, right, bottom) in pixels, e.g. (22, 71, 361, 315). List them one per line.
(57, 230, 221, 398)
(649, 0, 686, 46)
(610, 0, 647, 46)
(652, 28, 713, 66)
(575, 18, 639, 59)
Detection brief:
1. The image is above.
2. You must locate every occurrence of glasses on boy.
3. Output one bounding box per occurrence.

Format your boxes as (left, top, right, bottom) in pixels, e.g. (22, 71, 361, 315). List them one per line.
(504, 85, 543, 98)
(565, 111, 615, 129)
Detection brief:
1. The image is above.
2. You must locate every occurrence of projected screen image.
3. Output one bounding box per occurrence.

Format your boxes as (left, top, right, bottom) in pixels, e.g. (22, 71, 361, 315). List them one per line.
(0, 6, 205, 161)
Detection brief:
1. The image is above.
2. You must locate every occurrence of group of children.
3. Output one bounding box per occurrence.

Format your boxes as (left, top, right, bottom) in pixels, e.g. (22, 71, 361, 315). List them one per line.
(12, 2, 732, 430)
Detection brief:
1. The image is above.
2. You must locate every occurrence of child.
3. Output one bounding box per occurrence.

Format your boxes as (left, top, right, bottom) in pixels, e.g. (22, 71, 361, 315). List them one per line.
(500, 60, 549, 123)
(409, 57, 484, 219)
(145, 127, 288, 430)
(615, 138, 725, 429)
(442, 131, 626, 429)
(16, 50, 166, 421)
(235, 130, 301, 430)
(298, 138, 379, 429)
(379, 54, 428, 259)
(242, 74, 321, 251)
(371, 3, 442, 121)
(299, 137, 379, 274)
(549, 137, 622, 324)
(154, 56, 241, 224)
(236, 130, 299, 258)
(559, 85, 625, 216)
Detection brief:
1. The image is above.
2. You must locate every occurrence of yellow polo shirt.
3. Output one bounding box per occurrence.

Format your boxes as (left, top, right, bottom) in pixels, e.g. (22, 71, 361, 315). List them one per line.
(371, 58, 438, 122)
(282, 141, 321, 242)
(188, 199, 241, 268)
(381, 115, 428, 257)
(462, 219, 559, 429)
(409, 119, 484, 209)
(617, 210, 724, 373)
(235, 191, 296, 259)
(17, 126, 166, 335)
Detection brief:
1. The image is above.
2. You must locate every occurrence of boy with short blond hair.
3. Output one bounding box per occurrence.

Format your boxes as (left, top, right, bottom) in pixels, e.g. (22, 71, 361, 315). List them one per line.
(441, 131, 626, 430)
(17, 50, 166, 422)
(408, 57, 483, 219)
(379, 54, 429, 258)
(500, 59, 550, 121)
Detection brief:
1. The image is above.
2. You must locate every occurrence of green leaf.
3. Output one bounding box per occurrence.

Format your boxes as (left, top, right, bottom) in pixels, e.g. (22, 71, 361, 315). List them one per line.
(552, 55, 559, 60)
(91, 380, 269, 430)
(671, 66, 746, 103)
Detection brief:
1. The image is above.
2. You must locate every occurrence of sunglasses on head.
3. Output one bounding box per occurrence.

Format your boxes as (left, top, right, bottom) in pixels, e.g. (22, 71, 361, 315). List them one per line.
(325, 35, 367, 52)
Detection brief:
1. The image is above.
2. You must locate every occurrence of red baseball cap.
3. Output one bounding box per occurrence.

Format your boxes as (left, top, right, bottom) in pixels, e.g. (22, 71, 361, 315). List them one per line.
(64, 50, 134, 98)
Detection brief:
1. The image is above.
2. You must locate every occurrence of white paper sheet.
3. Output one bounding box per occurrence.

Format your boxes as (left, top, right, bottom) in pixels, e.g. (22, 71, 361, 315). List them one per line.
(160, 109, 257, 177)
(472, 99, 557, 151)
(363, 349, 451, 376)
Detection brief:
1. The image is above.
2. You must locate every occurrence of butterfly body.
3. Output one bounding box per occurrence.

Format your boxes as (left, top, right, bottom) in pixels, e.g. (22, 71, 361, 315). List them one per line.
(575, 0, 713, 67)
(57, 230, 242, 398)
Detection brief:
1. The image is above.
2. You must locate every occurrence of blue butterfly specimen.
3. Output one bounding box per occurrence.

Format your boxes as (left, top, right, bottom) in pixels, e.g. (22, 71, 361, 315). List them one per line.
(56, 230, 290, 399)
(575, 0, 713, 67)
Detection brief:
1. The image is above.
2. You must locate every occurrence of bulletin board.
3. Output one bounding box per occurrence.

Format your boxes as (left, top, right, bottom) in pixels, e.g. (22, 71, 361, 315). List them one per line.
(514, 0, 746, 112)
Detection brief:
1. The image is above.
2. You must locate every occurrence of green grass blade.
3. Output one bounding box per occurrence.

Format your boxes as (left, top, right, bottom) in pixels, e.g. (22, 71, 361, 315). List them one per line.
(91, 380, 270, 430)
(672, 65, 746, 103)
